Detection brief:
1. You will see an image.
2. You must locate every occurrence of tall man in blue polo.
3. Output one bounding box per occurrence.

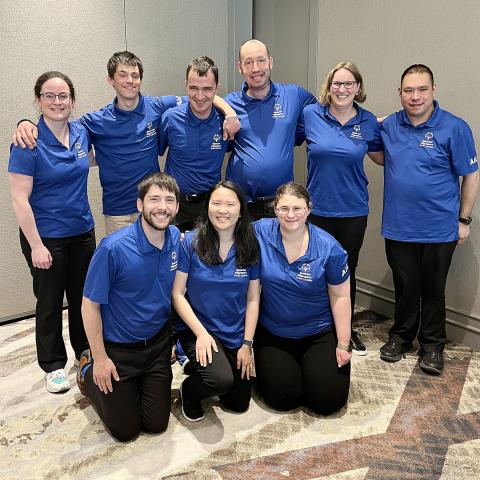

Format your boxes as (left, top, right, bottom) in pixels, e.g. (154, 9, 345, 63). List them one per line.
(225, 39, 316, 220)
(159, 56, 231, 231)
(78, 173, 180, 442)
(13, 52, 239, 235)
(379, 64, 479, 374)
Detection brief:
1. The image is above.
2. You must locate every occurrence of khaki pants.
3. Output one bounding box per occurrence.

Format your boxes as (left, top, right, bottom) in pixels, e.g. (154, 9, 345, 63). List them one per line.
(104, 213, 139, 236)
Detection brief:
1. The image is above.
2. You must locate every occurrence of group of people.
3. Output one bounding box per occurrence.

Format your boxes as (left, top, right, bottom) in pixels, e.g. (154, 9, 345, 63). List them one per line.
(8, 38, 478, 442)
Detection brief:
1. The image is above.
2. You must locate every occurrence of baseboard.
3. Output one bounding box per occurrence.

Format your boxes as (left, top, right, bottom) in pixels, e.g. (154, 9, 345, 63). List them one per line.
(356, 276, 480, 351)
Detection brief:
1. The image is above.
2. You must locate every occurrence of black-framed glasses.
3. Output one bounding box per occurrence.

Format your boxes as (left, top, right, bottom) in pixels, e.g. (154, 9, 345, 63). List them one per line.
(39, 92, 71, 102)
(330, 81, 357, 90)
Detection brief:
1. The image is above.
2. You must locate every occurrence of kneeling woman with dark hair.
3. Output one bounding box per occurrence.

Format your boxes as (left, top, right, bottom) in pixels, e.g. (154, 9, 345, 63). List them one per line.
(172, 181, 260, 422)
(253, 182, 352, 415)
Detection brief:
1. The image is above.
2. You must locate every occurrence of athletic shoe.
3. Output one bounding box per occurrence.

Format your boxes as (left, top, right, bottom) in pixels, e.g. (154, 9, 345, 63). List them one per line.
(180, 380, 204, 422)
(420, 351, 444, 374)
(350, 330, 367, 356)
(45, 369, 70, 393)
(76, 349, 92, 396)
(380, 340, 411, 362)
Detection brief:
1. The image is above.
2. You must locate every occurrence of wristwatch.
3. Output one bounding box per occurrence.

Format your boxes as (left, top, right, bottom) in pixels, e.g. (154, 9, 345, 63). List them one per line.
(337, 342, 352, 352)
(243, 339, 253, 348)
(459, 216, 473, 225)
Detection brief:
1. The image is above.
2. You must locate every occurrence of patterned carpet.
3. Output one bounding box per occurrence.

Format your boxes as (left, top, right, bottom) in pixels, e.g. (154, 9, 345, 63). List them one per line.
(1, 310, 479, 480)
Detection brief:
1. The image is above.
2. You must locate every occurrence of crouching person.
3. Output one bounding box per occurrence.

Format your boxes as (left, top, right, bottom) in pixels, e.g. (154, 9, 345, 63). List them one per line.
(77, 173, 180, 441)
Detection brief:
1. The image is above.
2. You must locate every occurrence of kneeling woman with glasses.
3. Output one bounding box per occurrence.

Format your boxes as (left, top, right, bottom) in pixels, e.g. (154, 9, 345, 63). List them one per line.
(8, 72, 96, 393)
(253, 182, 351, 414)
(172, 181, 260, 422)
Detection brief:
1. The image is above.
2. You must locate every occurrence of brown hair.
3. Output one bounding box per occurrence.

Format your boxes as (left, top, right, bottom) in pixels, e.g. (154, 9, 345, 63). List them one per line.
(318, 61, 366, 105)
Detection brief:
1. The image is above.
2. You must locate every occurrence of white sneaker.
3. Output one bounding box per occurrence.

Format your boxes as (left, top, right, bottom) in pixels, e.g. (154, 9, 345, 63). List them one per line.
(45, 369, 71, 393)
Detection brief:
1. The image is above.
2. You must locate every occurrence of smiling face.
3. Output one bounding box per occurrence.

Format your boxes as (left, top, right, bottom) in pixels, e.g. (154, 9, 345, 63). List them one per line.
(36, 77, 73, 123)
(399, 72, 436, 125)
(208, 186, 241, 235)
(237, 40, 273, 97)
(329, 68, 359, 110)
(108, 63, 142, 104)
(138, 185, 178, 232)
(186, 69, 218, 119)
(275, 193, 310, 233)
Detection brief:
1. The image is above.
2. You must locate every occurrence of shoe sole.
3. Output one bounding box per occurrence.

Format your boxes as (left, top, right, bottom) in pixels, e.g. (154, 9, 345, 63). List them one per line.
(379, 352, 404, 362)
(180, 384, 205, 422)
(352, 348, 368, 356)
(46, 381, 71, 393)
(420, 360, 443, 375)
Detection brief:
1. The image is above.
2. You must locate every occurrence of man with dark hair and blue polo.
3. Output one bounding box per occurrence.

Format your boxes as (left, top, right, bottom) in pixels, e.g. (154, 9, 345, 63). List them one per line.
(225, 39, 317, 220)
(159, 56, 232, 232)
(379, 64, 479, 374)
(13, 51, 239, 235)
(76, 172, 180, 442)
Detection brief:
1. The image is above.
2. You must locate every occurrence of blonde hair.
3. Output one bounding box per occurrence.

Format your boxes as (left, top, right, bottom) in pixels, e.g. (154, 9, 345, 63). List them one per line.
(318, 61, 366, 105)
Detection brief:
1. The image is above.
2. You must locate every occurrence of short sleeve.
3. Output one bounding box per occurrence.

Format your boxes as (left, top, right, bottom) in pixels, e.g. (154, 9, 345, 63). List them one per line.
(178, 233, 194, 273)
(249, 262, 260, 280)
(83, 245, 113, 304)
(324, 242, 350, 286)
(450, 121, 478, 176)
(8, 144, 36, 176)
(367, 119, 383, 153)
(295, 109, 306, 146)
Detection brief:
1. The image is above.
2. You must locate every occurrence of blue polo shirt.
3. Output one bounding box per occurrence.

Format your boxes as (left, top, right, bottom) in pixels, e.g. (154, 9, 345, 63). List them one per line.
(177, 230, 259, 348)
(254, 218, 349, 339)
(296, 103, 382, 217)
(159, 103, 230, 194)
(80, 94, 184, 216)
(225, 82, 316, 201)
(83, 217, 180, 343)
(8, 116, 94, 238)
(381, 101, 478, 242)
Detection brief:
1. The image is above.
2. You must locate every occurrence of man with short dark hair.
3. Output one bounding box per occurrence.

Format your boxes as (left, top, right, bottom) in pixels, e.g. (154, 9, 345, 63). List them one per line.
(159, 56, 232, 231)
(379, 64, 479, 374)
(77, 172, 180, 442)
(225, 39, 316, 220)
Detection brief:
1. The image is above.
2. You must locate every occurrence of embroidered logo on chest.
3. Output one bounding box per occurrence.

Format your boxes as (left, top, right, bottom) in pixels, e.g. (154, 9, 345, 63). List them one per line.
(234, 268, 248, 278)
(170, 250, 178, 271)
(297, 263, 312, 282)
(272, 103, 285, 119)
(211, 133, 222, 150)
(419, 131, 434, 149)
(75, 142, 87, 159)
(350, 124, 363, 140)
(146, 122, 156, 138)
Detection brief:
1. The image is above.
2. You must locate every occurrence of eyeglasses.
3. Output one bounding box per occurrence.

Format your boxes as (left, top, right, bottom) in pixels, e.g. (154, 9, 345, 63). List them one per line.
(330, 81, 357, 90)
(276, 206, 307, 216)
(39, 92, 72, 102)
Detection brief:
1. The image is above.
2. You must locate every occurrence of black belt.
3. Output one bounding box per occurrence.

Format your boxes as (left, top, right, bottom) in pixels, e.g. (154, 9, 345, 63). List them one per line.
(105, 324, 167, 349)
(180, 191, 208, 203)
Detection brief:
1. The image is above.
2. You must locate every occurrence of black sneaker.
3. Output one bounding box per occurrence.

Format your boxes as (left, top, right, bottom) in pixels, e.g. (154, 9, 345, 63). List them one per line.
(76, 349, 91, 397)
(180, 380, 205, 422)
(380, 340, 411, 362)
(420, 351, 444, 374)
(350, 330, 367, 356)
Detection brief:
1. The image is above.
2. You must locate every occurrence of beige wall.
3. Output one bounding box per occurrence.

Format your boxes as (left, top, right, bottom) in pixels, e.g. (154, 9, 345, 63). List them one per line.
(0, 0, 251, 321)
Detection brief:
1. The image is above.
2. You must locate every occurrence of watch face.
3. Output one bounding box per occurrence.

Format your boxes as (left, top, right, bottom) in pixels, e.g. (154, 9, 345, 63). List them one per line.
(460, 216, 472, 225)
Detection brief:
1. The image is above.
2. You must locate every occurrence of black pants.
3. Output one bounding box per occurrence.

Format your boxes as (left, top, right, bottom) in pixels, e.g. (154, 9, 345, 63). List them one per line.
(247, 198, 275, 221)
(175, 197, 206, 232)
(84, 323, 173, 442)
(20, 229, 95, 372)
(178, 329, 251, 412)
(308, 214, 367, 323)
(385, 239, 457, 352)
(254, 324, 350, 415)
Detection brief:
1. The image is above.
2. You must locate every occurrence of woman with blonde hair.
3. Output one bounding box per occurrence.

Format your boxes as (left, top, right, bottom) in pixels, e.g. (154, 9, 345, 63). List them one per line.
(296, 61, 383, 355)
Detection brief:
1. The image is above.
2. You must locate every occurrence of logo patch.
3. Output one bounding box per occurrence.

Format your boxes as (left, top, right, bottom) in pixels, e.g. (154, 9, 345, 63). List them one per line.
(210, 133, 222, 150)
(297, 263, 312, 282)
(470, 156, 478, 165)
(146, 121, 156, 138)
(170, 250, 178, 271)
(419, 131, 434, 149)
(350, 124, 363, 140)
(234, 268, 248, 278)
(272, 103, 285, 119)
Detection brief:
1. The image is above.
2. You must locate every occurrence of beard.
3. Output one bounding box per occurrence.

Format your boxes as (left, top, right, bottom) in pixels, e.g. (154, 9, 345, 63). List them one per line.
(142, 210, 175, 231)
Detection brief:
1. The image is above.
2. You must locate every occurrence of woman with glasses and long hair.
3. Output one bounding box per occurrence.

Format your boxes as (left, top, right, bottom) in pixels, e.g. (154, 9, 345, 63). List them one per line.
(253, 182, 351, 414)
(296, 62, 384, 355)
(8, 72, 96, 393)
(172, 181, 260, 422)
